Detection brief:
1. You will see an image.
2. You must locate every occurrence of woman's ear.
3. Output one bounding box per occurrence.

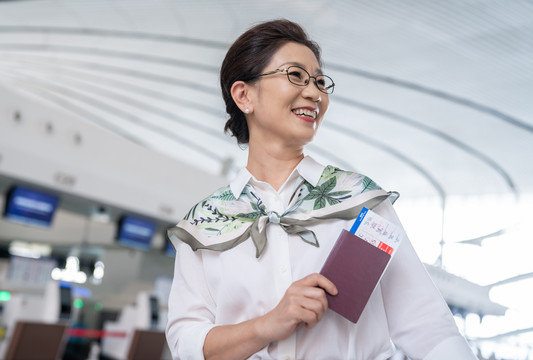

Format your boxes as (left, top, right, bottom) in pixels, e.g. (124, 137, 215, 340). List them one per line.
(231, 81, 254, 114)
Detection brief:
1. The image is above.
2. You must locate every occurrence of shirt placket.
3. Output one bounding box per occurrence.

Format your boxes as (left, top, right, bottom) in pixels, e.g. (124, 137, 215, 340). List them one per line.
(270, 193, 297, 360)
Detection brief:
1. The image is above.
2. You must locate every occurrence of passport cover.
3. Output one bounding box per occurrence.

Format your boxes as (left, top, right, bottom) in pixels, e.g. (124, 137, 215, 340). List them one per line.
(320, 229, 391, 323)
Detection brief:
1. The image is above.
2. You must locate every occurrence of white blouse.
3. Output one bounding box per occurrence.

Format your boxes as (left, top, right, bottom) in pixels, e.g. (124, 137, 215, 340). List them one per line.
(166, 156, 476, 360)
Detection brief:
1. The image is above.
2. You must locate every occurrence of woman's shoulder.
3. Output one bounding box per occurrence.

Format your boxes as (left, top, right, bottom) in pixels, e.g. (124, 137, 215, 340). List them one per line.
(182, 184, 235, 220)
(319, 165, 382, 193)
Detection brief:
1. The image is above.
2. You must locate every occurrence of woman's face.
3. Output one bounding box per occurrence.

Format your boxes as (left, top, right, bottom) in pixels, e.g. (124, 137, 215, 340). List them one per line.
(248, 41, 330, 149)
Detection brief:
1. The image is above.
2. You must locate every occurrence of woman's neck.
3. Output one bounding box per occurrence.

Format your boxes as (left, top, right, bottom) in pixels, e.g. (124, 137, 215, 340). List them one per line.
(246, 143, 304, 191)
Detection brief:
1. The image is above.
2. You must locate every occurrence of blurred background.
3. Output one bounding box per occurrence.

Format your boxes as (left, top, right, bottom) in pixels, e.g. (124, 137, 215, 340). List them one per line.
(0, 0, 532, 359)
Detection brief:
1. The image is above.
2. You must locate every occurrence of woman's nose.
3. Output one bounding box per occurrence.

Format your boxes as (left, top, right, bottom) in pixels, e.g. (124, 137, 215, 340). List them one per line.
(301, 79, 322, 101)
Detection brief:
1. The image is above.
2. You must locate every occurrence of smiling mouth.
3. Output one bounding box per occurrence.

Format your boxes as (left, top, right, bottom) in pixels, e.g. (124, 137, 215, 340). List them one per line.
(292, 108, 317, 120)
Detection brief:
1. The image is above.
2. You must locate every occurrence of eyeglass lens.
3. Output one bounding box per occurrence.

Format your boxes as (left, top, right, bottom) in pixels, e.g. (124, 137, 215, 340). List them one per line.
(286, 66, 334, 94)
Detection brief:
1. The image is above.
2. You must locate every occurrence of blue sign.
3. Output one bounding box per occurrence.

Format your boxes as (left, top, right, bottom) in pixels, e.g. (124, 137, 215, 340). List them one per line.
(117, 215, 156, 250)
(4, 186, 59, 227)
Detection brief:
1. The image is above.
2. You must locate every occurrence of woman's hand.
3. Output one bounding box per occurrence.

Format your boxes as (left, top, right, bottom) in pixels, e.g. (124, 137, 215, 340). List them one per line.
(203, 273, 337, 360)
(257, 273, 338, 342)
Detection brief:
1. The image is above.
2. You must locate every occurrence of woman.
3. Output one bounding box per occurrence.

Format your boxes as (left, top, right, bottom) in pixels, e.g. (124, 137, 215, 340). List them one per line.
(166, 19, 475, 360)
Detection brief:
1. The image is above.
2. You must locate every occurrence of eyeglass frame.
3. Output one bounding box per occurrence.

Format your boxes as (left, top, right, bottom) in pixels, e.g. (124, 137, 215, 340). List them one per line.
(254, 65, 335, 94)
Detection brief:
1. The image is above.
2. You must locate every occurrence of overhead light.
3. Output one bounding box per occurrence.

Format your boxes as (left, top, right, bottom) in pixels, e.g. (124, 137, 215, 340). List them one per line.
(51, 256, 87, 284)
(8, 241, 51, 259)
(92, 261, 104, 280)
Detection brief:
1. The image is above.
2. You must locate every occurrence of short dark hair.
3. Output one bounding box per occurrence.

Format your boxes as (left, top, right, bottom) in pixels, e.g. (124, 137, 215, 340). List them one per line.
(220, 19, 322, 145)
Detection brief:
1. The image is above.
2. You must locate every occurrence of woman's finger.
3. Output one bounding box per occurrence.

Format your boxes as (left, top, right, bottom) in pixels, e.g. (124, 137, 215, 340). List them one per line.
(297, 273, 338, 296)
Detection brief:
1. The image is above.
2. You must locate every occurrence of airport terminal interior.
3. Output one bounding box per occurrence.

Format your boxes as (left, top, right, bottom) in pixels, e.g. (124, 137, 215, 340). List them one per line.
(0, 0, 533, 359)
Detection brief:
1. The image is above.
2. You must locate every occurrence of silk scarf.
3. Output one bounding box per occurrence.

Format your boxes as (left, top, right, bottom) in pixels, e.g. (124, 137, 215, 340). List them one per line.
(168, 165, 399, 258)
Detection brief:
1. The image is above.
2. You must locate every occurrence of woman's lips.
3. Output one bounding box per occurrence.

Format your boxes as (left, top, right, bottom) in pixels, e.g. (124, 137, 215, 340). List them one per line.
(292, 107, 318, 122)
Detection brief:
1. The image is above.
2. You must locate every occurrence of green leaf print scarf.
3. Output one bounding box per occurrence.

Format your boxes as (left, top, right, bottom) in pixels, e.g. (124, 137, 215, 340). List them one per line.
(168, 166, 398, 258)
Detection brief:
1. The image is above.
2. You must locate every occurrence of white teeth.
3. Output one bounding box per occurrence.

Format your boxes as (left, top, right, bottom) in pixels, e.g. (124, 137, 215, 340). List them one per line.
(292, 108, 317, 119)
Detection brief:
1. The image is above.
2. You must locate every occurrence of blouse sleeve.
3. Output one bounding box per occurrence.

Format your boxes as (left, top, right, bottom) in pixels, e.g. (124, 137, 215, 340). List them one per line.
(165, 238, 216, 360)
(374, 200, 476, 360)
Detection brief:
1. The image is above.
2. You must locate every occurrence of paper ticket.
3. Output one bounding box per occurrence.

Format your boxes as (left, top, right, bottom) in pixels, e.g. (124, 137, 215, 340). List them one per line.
(349, 207, 403, 255)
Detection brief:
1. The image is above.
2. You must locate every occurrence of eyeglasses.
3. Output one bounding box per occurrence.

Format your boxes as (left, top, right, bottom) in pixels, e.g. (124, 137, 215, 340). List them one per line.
(256, 65, 335, 94)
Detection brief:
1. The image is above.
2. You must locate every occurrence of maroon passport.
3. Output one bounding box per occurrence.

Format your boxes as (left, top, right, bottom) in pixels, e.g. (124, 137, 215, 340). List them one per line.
(320, 229, 391, 323)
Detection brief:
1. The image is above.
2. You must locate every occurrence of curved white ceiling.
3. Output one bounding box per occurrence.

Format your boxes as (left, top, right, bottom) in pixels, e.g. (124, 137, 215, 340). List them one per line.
(1, 0, 532, 201)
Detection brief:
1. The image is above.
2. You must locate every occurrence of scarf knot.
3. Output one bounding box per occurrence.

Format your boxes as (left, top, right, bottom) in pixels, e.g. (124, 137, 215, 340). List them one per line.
(267, 211, 281, 224)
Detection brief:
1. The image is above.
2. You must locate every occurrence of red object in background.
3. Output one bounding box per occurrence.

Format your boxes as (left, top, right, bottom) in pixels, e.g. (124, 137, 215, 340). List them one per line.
(68, 328, 127, 338)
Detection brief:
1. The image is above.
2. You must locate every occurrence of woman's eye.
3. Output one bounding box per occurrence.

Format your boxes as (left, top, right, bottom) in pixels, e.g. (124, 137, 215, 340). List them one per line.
(288, 71, 303, 79)
(316, 79, 326, 87)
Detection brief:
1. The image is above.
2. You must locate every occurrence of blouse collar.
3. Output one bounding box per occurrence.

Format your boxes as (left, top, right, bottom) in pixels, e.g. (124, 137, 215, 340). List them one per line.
(230, 155, 325, 199)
